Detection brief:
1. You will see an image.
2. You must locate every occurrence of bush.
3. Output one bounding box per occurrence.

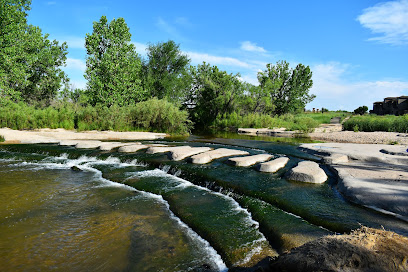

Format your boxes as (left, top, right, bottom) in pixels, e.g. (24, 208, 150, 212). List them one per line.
(343, 115, 408, 133)
(353, 106, 368, 115)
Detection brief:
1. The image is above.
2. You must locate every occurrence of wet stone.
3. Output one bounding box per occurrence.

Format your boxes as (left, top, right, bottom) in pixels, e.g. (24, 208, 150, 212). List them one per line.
(258, 157, 289, 173)
(227, 154, 273, 167)
(286, 161, 327, 184)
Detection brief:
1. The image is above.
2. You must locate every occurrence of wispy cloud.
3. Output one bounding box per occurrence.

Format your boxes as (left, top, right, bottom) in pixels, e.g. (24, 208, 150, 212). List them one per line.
(156, 17, 183, 39)
(132, 41, 148, 55)
(357, 0, 408, 45)
(58, 36, 85, 49)
(240, 41, 267, 53)
(309, 62, 408, 110)
(174, 17, 193, 28)
(186, 51, 250, 68)
(65, 58, 86, 72)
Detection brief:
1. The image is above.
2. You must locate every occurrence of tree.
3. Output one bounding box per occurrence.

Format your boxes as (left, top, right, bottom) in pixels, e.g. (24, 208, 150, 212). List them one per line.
(188, 62, 243, 127)
(257, 60, 315, 115)
(0, 0, 68, 105)
(84, 16, 145, 106)
(143, 40, 191, 104)
(238, 82, 274, 114)
(354, 105, 368, 115)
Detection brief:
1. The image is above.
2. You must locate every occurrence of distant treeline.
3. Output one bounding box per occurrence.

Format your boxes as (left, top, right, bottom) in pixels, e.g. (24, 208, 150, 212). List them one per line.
(1, 0, 316, 134)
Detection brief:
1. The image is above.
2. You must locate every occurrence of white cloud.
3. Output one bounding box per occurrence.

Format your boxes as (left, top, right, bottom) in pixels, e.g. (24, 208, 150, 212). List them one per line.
(186, 51, 250, 68)
(357, 0, 408, 45)
(65, 58, 86, 72)
(59, 36, 85, 49)
(240, 41, 267, 53)
(309, 62, 408, 111)
(132, 41, 148, 55)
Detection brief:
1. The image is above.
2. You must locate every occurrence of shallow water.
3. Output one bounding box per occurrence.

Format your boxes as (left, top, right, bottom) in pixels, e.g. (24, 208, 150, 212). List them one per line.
(1, 135, 407, 271)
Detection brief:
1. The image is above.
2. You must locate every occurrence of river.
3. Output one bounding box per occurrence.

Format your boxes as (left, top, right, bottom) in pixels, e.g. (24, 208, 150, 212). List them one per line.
(1, 133, 407, 271)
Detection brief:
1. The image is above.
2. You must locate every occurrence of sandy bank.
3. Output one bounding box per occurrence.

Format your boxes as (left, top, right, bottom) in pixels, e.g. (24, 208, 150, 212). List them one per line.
(0, 128, 167, 144)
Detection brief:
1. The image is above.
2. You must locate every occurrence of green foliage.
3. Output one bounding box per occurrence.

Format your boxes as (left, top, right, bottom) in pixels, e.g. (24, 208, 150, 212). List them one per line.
(84, 16, 146, 106)
(129, 98, 192, 135)
(0, 0, 68, 105)
(0, 100, 191, 135)
(257, 60, 315, 115)
(188, 62, 243, 128)
(353, 105, 368, 115)
(343, 115, 408, 133)
(143, 40, 191, 104)
(296, 111, 351, 124)
(238, 83, 275, 114)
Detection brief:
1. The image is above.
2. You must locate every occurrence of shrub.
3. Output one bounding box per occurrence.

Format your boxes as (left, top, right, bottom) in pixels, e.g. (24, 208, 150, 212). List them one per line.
(343, 115, 408, 133)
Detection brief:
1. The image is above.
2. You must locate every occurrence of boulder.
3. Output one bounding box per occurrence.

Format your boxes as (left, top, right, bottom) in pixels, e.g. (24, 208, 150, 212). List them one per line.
(98, 142, 136, 151)
(118, 144, 149, 153)
(258, 157, 289, 173)
(286, 161, 327, 184)
(59, 140, 81, 146)
(145, 145, 177, 154)
(189, 148, 249, 164)
(169, 146, 212, 161)
(227, 154, 273, 167)
(324, 154, 348, 164)
(75, 140, 103, 149)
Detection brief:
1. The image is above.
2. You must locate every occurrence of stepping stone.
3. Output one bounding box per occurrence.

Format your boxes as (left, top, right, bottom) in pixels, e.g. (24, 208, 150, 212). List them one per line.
(118, 144, 149, 153)
(98, 142, 139, 151)
(286, 161, 327, 184)
(169, 146, 212, 161)
(59, 140, 81, 146)
(323, 154, 348, 164)
(258, 157, 289, 173)
(145, 145, 178, 154)
(227, 154, 273, 167)
(189, 148, 249, 164)
(75, 140, 103, 149)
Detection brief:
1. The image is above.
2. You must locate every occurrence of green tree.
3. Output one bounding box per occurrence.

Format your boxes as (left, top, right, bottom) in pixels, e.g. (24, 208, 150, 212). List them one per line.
(188, 62, 243, 127)
(0, 0, 68, 106)
(143, 40, 191, 104)
(84, 16, 145, 106)
(353, 105, 368, 115)
(238, 82, 274, 114)
(258, 60, 315, 115)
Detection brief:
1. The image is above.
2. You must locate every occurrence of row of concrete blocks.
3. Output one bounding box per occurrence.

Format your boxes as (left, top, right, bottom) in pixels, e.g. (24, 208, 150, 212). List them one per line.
(58, 140, 327, 184)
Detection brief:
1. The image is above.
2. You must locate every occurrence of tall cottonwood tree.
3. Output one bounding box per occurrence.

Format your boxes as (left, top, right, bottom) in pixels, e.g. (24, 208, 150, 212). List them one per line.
(85, 16, 145, 106)
(143, 40, 191, 104)
(0, 0, 68, 105)
(258, 60, 315, 115)
(188, 62, 243, 127)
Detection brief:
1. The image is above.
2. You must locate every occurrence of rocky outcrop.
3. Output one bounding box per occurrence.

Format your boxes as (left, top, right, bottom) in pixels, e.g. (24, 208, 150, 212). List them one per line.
(168, 146, 212, 161)
(269, 227, 408, 272)
(258, 157, 289, 173)
(227, 154, 273, 167)
(286, 161, 327, 184)
(189, 148, 250, 164)
(323, 153, 348, 164)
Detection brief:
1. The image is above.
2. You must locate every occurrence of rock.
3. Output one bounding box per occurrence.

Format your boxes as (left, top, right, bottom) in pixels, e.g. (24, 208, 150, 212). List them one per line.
(286, 161, 327, 184)
(98, 142, 136, 151)
(145, 145, 176, 154)
(71, 166, 82, 172)
(75, 140, 103, 149)
(258, 157, 289, 173)
(118, 144, 149, 153)
(269, 227, 408, 272)
(168, 146, 212, 161)
(189, 148, 250, 164)
(59, 140, 81, 146)
(324, 153, 348, 164)
(227, 154, 273, 167)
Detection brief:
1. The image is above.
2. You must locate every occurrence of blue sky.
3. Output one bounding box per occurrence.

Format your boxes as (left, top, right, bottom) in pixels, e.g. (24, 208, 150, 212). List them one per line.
(28, 0, 408, 111)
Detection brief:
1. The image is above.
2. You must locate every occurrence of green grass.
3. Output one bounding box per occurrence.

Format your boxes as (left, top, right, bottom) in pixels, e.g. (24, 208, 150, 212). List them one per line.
(0, 98, 192, 135)
(343, 114, 408, 133)
(296, 111, 351, 124)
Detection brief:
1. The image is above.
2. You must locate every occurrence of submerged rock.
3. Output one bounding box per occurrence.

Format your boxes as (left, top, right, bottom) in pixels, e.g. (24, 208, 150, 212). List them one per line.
(258, 157, 289, 173)
(286, 161, 327, 184)
(189, 148, 249, 164)
(70, 166, 82, 172)
(227, 154, 273, 167)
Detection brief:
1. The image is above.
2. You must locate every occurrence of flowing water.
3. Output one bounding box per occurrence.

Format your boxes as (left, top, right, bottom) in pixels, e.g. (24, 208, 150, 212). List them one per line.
(1, 134, 407, 271)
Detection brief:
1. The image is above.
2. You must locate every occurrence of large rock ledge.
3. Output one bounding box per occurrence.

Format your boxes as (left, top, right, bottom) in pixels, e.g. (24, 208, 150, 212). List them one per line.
(231, 227, 408, 272)
(300, 143, 408, 221)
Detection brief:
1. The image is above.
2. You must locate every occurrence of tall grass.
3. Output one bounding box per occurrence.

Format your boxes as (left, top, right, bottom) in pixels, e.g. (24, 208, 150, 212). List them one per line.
(296, 111, 351, 124)
(0, 98, 192, 135)
(213, 112, 321, 133)
(343, 115, 408, 133)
